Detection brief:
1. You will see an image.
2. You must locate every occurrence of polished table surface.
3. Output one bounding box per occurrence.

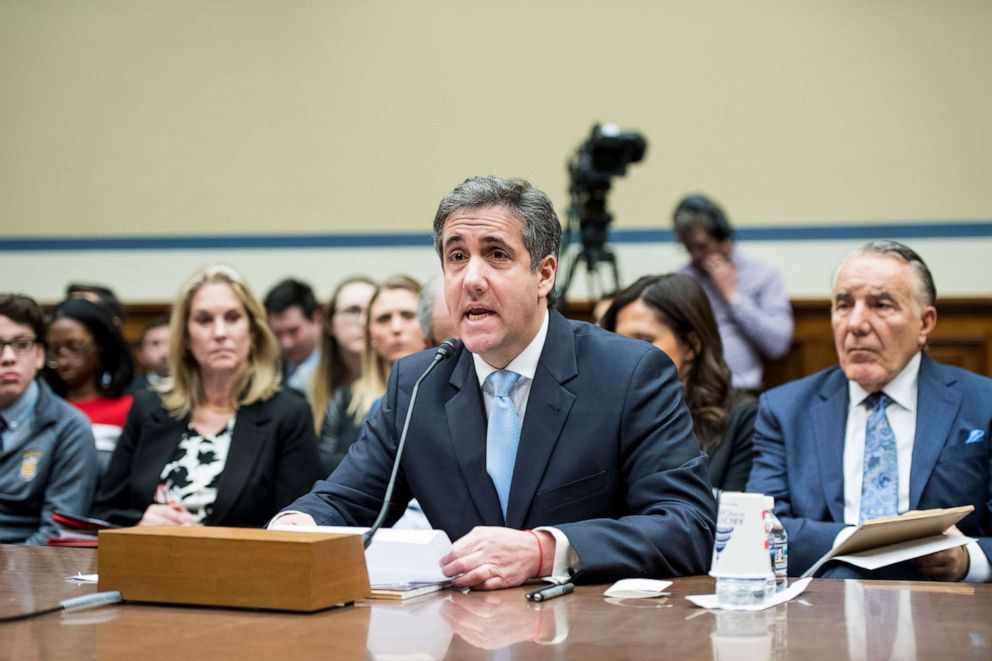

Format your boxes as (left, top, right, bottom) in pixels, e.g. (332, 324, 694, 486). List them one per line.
(1, 546, 990, 659)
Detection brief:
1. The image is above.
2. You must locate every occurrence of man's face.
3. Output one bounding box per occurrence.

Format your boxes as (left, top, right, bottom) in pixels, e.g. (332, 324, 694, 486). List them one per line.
(680, 227, 730, 269)
(831, 253, 936, 393)
(268, 305, 321, 366)
(139, 325, 171, 378)
(440, 206, 556, 369)
(0, 315, 44, 409)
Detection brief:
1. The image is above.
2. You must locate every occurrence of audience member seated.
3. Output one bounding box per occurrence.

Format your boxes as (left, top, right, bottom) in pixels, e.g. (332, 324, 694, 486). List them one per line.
(44, 298, 134, 473)
(91, 265, 321, 527)
(130, 315, 171, 392)
(319, 275, 428, 475)
(672, 193, 793, 391)
(263, 278, 322, 398)
(602, 274, 757, 492)
(309, 276, 376, 436)
(747, 240, 992, 582)
(66, 282, 126, 329)
(418, 274, 458, 346)
(0, 295, 98, 545)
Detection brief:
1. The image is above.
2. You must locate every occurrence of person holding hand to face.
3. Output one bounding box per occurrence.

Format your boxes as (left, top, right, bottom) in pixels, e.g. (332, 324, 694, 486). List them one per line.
(92, 265, 320, 528)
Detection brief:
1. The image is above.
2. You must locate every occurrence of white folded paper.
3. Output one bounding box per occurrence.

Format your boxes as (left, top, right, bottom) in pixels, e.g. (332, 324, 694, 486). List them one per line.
(604, 579, 672, 599)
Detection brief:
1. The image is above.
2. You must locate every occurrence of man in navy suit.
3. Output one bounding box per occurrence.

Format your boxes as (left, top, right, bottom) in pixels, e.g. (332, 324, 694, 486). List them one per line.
(274, 176, 716, 588)
(748, 240, 992, 581)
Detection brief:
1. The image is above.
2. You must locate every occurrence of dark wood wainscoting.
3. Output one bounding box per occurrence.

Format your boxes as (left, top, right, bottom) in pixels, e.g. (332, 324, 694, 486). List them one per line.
(563, 298, 992, 389)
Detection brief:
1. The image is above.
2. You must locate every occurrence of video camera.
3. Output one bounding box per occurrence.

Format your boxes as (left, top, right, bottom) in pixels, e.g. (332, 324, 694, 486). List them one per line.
(560, 124, 647, 301)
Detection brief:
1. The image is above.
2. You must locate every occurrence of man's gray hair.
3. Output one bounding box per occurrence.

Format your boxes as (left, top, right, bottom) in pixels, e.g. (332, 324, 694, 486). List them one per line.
(417, 275, 444, 343)
(835, 240, 937, 309)
(432, 177, 561, 306)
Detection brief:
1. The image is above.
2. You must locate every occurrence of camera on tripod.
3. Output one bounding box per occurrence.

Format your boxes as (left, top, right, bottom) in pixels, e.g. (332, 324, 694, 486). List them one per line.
(560, 123, 647, 302)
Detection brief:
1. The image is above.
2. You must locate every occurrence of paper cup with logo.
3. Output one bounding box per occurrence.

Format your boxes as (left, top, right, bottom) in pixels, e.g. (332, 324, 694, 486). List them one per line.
(710, 492, 774, 583)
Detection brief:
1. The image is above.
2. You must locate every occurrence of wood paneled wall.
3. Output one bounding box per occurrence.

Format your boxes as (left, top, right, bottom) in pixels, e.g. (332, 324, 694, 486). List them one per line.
(115, 299, 992, 385)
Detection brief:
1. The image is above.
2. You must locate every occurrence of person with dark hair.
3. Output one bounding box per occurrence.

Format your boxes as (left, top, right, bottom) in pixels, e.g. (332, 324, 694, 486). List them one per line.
(66, 282, 126, 328)
(263, 278, 322, 397)
(274, 175, 715, 589)
(92, 265, 321, 528)
(45, 298, 135, 472)
(0, 294, 98, 544)
(130, 315, 171, 392)
(673, 193, 793, 391)
(309, 276, 376, 436)
(748, 241, 992, 582)
(601, 274, 757, 492)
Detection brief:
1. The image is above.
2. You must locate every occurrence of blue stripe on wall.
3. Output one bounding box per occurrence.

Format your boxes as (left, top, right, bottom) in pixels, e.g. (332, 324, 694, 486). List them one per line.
(1, 221, 989, 252)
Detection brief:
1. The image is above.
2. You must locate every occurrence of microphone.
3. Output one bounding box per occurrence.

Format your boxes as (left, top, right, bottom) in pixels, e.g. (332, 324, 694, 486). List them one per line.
(362, 338, 461, 549)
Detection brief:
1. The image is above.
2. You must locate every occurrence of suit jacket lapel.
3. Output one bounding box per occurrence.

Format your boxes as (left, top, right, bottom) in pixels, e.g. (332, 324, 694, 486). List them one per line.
(814, 371, 848, 523)
(506, 311, 577, 529)
(446, 351, 504, 526)
(909, 356, 960, 508)
(208, 401, 267, 524)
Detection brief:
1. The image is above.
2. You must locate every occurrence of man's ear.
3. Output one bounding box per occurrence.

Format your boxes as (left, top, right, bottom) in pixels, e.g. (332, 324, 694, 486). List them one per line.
(536, 255, 557, 298)
(919, 305, 937, 345)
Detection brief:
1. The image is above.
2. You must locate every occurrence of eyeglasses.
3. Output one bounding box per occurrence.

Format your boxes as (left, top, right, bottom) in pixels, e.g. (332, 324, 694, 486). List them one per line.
(46, 340, 95, 361)
(0, 337, 39, 355)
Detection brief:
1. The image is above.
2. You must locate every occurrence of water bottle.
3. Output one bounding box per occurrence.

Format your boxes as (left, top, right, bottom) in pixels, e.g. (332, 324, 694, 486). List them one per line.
(715, 575, 774, 606)
(764, 496, 788, 593)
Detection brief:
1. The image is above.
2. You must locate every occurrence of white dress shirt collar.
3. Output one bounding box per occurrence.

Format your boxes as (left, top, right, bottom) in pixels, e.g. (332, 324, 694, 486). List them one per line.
(847, 351, 921, 412)
(473, 310, 550, 388)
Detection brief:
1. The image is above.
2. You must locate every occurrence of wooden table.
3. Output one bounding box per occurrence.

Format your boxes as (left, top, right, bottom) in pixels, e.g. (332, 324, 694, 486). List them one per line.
(2, 546, 990, 659)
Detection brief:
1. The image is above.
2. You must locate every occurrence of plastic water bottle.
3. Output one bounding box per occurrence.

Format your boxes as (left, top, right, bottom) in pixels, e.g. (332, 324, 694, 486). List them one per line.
(715, 575, 774, 606)
(765, 496, 788, 593)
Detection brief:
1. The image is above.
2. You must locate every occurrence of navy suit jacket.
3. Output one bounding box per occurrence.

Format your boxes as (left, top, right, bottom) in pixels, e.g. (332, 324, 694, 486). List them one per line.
(285, 310, 716, 582)
(747, 355, 992, 576)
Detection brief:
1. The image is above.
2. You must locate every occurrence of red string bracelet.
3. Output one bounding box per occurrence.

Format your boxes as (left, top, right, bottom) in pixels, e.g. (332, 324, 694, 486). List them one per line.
(526, 529, 544, 577)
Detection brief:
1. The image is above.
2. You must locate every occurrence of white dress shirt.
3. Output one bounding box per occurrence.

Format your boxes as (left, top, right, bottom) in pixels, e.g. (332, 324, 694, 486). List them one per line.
(472, 310, 578, 584)
(834, 352, 989, 582)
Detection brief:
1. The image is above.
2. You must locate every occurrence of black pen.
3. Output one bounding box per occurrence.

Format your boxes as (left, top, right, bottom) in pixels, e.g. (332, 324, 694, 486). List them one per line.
(525, 582, 575, 602)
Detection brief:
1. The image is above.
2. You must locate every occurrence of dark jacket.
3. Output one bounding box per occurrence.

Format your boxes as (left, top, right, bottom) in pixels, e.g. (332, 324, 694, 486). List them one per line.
(706, 393, 758, 492)
(93, 387, 321, 527)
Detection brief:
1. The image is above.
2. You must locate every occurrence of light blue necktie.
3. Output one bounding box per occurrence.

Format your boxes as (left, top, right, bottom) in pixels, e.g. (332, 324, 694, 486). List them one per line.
(859, 392, 898, 523)
(485, 370, 522, 519)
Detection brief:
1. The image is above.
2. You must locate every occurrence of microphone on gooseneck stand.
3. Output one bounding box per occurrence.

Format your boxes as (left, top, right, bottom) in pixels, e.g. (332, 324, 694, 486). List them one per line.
(362, 338, 462, 550)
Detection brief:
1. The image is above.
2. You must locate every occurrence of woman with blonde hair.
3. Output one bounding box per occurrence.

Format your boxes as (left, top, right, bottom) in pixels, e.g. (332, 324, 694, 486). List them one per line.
(308, 276, 376, 432)
(319, 275, 428, 475)
(93, 264, 321, 527)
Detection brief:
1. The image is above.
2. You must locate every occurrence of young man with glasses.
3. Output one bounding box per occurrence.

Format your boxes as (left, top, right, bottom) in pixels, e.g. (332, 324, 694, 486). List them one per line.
(0, 294, 98, 544)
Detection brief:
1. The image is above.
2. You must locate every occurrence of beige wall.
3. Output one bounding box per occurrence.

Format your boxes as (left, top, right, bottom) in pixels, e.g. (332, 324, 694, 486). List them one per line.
(2, 0, 990, 240)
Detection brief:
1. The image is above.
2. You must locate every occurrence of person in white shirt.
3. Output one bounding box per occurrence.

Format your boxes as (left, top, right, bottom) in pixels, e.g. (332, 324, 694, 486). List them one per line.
(747, 240, 992, 582)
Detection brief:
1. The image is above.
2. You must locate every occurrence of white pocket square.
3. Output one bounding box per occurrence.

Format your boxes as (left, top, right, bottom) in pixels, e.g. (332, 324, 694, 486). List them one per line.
(965, 429, 985, 444)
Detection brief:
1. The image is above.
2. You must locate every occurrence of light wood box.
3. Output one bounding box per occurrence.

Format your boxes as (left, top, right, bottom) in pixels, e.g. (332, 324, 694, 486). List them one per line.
(98, 527, 371, 612)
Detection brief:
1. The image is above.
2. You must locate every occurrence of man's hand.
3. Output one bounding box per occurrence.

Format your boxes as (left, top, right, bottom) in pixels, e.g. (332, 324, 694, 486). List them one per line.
(267, 512, 317, 528)
(701, 252, 738, 301)
(440, 526, 555, 590)
(139, 502, 196, 527)
(911, 525, 970, 582)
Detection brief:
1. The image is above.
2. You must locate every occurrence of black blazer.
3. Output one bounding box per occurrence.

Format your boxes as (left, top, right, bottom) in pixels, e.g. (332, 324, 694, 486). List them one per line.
(706, 393, 758, 492)
(93, 388, 321, 527)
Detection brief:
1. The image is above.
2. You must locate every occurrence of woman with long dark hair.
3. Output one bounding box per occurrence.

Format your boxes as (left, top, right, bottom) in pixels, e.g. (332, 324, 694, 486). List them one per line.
(601, 274, 757, 492)
(45, 298, 135, 471)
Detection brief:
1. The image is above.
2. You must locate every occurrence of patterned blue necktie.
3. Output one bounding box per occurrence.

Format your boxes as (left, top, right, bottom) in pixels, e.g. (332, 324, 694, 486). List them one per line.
(859, 392, 898, 523)
(485, 370, 522, 519)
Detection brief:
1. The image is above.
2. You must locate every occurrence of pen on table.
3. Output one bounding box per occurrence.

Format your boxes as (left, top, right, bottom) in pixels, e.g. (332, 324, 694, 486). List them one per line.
(525, 582, 575, 602)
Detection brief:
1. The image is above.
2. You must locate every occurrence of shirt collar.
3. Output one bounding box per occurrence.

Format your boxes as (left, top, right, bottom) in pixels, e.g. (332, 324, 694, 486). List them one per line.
(1, 380, 39, 431)
(848, 351, 921, 412)
(473, 309, 550, 389)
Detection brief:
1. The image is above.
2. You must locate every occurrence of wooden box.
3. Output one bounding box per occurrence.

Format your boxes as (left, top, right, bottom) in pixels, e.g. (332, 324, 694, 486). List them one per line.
(98, 527, 371, 612)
